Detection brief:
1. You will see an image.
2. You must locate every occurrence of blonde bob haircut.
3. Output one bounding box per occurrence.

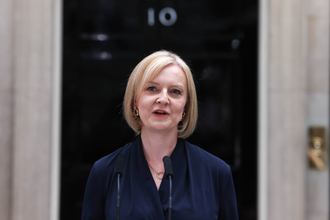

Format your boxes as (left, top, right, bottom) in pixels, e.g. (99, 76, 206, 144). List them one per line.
(123, 50, 198, 139)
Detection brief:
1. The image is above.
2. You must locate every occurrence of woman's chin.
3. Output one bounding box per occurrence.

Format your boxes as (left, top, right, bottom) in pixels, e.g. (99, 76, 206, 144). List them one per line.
(142, 123, 178, 133)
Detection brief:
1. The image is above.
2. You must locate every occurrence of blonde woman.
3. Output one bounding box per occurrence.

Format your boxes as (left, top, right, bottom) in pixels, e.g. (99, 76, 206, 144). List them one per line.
(82, 50, 239, 220)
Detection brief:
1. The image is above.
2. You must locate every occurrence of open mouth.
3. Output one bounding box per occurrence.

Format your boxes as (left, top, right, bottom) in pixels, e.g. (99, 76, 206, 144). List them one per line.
(153, 110, 169, 115)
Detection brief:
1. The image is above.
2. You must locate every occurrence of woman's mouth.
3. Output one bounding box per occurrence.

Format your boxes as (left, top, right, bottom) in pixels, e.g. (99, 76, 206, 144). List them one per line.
(152, 110, 169, 116)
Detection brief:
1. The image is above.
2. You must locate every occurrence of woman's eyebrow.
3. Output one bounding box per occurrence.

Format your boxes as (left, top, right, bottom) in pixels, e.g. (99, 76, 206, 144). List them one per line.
(147, 81, 159, 85)
(147, 81, 184, 88)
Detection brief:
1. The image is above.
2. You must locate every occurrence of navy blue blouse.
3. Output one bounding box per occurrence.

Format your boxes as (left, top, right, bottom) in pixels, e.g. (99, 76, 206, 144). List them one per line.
(82, 135, 239, 220)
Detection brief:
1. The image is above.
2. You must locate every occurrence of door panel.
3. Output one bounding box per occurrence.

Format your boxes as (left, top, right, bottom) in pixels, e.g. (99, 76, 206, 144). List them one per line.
(61, 0, 257, 219)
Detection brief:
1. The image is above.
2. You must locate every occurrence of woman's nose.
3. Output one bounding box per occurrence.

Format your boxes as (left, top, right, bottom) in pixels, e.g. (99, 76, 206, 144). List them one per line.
(156, 90, 170, 104)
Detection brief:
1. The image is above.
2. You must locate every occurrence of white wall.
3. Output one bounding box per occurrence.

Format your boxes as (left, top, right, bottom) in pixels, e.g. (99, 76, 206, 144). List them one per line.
(0, 0, 61, 219)
(258, 0, 329, 219)
(305, 0, 329, 219)
(0, 0, 14, 219)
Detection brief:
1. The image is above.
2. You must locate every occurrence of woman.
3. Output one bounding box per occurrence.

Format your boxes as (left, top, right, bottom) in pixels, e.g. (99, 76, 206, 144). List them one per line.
(82, 50, 239, 220)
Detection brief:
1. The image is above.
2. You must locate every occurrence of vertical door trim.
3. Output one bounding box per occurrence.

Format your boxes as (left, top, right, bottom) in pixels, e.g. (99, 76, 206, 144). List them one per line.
(50, 0, 62, 219)
(258, 0, 269, 219)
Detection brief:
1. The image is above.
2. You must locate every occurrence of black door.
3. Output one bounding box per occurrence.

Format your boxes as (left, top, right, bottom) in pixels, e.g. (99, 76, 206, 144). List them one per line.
(61, 0, 257, 219)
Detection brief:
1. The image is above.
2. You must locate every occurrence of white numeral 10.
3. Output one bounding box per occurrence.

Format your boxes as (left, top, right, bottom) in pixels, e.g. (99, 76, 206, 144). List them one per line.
(148, 7, 177, 27)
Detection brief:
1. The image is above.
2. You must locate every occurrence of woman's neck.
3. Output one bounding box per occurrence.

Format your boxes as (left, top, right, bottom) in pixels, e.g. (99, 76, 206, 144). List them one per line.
(140, 129, 177, 163)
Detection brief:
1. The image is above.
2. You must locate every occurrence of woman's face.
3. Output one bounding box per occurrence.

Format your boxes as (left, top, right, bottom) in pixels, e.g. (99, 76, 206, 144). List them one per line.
(136, 64, 187, 134)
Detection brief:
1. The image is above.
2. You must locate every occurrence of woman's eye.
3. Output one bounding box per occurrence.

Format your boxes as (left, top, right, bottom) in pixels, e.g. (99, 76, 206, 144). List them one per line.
(172, 89, 181, 95)
(146, 86, 156, 91)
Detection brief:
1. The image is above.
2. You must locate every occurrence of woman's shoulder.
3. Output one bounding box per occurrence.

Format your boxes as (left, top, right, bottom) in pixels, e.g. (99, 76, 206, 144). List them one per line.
(183, 140, 231, 174)
(92, 142, 132, 175)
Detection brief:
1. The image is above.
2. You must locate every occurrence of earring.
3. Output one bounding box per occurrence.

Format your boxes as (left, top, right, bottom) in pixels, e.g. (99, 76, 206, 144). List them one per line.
(181, 112, 185, 122)
(134, 106, 139, 117)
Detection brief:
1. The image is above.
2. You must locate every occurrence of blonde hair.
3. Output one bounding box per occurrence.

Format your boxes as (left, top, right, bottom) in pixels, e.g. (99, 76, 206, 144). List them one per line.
(123, 50, 198, 139)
